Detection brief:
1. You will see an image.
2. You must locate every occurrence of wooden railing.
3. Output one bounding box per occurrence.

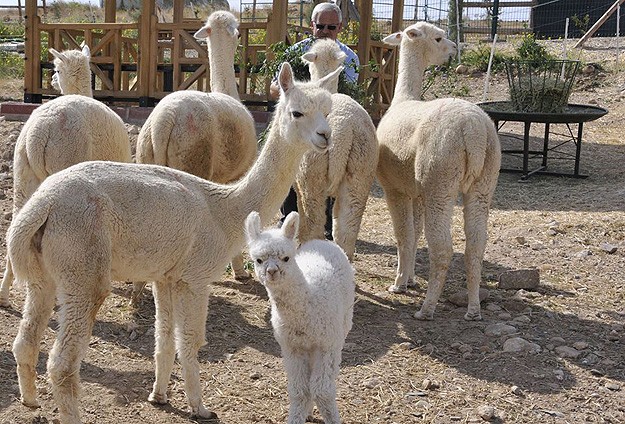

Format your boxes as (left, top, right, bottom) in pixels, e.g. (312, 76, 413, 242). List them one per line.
(25, 17, 396, 114)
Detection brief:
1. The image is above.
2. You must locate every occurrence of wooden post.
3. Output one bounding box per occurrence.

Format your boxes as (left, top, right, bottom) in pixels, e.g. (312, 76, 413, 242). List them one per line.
(24, 0, 41, 103)
(391, 0, 404, 33)
(104, 0, 116, 23)
(574, 0, 625, 48)
(138, 0, 155, 105)
(356, 0, 373, 83)
(266, 0, 288, 46)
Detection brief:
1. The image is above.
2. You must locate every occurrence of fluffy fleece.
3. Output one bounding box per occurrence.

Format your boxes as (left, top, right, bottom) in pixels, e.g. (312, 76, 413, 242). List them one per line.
(376, 22, 501, 321)
(296, 38, 379, 260)
(6, 63, 340, 424)
(0, 44, 131, 308)
(135, 11, 257, 279)
(246, 211, 355, 424)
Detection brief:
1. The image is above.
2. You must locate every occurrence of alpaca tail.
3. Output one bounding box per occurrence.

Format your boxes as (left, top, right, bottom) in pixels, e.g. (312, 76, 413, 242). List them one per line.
(7, 194, 53, 288)
(461, 110, 497, 193)
(148, 109, 177, 166)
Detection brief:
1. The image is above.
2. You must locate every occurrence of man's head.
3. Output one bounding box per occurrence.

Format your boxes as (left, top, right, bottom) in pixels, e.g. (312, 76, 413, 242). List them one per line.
(311, 2, 342, 40)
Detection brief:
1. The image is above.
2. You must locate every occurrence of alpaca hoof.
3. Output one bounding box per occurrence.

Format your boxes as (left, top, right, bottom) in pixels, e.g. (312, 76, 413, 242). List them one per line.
(464, 311, 482, 321)
(406, 279, 417, 288)
(0, 297, 12, 308)
(21, 396, 40, 408)
(148, 391, 168, 405)
(388, 284, 407, 293)
(414, 310, 434, 321)
(191, 405, 217, 419)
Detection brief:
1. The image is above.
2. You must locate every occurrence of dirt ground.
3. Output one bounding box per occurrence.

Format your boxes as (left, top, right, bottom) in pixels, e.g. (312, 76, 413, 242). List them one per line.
(0, 37, 624, 424)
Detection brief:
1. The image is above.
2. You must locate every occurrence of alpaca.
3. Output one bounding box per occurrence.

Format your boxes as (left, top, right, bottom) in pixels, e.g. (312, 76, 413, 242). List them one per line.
(136, 10, 257, 280)
(376, 22, 501, 321)
(245, 211, 355, 424)
(297, 39, 378, 260)
(0, 44, 132, 308)
(7, 63, 340, 424)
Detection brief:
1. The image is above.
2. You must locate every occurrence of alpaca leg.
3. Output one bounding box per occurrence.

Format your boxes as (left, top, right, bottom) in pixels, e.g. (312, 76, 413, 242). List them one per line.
(332, 182, 369, 261)
(283, 349, 313, 424)
(408, 196, 425, 288)
(173, 281, 215, 418)
(415, 196, 455, 320)
(149, 281, 176, 405)
(130, 281, 147, 306)
(461, 191, 491, 321)
(13, 277, 57, 408)
(0, 259, 14, 307)
(295, 179, 327, 243)
(48, 278, 110, 424)
(231, 253, 251, 281)
(384, 190, 415, 293)
(310, 349, 341, 424)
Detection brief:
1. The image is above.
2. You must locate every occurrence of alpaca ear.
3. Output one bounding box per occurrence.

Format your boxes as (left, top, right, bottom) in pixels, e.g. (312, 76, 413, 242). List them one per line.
(383, 32, 402, 45)
(301, 51, 317, 64)
(282, 212, 299, 241)
(194, 25, 211, 39)
(405, 27, 425, 41)
(245, 211, 262, 243)
(317, 65, 343, 91)
(81, 44, 91, 59)
(278, 62, 295, 94)
(335, 50, 347, 62)
(49, 48, 66, 62)
(226, 23, 239, 38)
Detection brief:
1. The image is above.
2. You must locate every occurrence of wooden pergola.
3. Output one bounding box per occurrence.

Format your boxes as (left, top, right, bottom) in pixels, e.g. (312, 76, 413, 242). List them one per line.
(23, 0, 407, 116)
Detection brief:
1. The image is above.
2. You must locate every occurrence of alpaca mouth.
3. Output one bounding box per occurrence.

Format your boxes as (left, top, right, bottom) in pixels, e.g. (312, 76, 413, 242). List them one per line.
(312, 137, 330, 152)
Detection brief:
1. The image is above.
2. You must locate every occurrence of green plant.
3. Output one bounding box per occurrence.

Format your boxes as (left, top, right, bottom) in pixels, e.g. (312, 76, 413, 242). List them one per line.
(0, 51, 24, 78)
(571, 14, 590, 35)
(515, 33, 554, 62)
(461, 43, 509, 72)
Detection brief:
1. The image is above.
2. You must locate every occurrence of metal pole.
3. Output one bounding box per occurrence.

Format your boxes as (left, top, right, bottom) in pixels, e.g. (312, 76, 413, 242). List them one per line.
(617, 3, 621, 69)
(491, 0, 499, 41)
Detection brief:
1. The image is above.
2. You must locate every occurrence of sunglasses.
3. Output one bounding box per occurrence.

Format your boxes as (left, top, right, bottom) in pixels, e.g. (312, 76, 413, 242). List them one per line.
(314, 23, 338, 30)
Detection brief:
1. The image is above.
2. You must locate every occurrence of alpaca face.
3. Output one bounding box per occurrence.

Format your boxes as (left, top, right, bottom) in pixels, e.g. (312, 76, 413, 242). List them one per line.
(302, 39, 346, 83)
(50, 47, 90, 94)
(407, 22, 457, 66)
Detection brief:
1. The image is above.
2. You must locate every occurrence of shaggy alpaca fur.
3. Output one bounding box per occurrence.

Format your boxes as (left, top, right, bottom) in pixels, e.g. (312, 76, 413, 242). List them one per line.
(246, 211, 355, 424)
(296, 39, 379, 260)
(136, 10, 257, 279)
(7, 63, 339, 424)
(377, 22, 501, 320)
(0, 44, 131, 308)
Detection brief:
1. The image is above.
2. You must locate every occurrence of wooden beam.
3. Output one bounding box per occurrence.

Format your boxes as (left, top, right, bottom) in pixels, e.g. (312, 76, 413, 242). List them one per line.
(138, 0, 155, 103)
(574, 0, 625, 48)
(104, 0, 115, 23)
(391, 0, 404, 33)
(24, 0, 39, 101)
(461, 1, 536, 7)
(356, 0, 372, 84)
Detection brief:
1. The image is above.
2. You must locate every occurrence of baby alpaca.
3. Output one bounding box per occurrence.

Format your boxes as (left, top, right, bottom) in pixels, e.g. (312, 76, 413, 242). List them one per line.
(246, 211, 355, 424)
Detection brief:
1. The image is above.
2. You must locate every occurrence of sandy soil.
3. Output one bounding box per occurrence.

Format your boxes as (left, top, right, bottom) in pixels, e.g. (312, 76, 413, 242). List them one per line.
(0, 37, 624, 424)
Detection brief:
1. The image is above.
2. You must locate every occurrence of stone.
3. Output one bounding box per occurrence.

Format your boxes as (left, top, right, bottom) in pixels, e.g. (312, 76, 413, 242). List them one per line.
(476, 405, 495, 420)
(455, 64, 469, 74)
(447, 288, 489, 306)
(485, 323, 517, 337)
(513, 314, 531, 324)
(503, 337, 541, 353)
(600, 242, 618, 254)
(555, 345, 581, 359)
(498, 269, 540, 290)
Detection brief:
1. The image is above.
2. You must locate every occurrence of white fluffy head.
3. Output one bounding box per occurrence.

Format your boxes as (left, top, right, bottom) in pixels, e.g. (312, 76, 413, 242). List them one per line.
(383, 22, 457, 66)
(194, 10, 239, 50)
(246, 211, 299, 285)
(275, 62, 340, 153)
(49, 44, 91, 95)
(302, 38, 346, 88)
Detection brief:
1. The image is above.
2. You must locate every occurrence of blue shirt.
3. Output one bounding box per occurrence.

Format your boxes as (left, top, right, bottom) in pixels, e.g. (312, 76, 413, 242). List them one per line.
(287, 38, 360, 83)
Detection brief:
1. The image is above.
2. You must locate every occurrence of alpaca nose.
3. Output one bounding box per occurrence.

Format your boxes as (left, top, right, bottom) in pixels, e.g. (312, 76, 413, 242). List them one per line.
(317, 131, 330, 149)
(267, 264, 279, 278)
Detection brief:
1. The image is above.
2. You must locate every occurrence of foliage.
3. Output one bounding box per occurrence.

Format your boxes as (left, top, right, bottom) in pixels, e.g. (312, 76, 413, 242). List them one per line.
(0, 51, 24, 78)
(461, 43, 508, 72)
(421, 64, 469, 99)
(0, 22, 24, 38)
(571, 14, 591, 36)
(515, 33, 554, 63)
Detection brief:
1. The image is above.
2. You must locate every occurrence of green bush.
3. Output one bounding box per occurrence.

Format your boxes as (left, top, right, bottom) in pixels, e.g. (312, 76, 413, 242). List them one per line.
(515, 33, 554, 62)
(461, 43, 509, 72)
(0, 51, 25, 78)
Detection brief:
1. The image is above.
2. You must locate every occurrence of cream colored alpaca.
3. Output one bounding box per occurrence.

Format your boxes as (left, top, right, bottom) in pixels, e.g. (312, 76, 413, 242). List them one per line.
(377, 22, 501, 321)
(298, 39, 378, 260)
(136, 10, 257, 280)
(0, 44, 132, 308)
(7, 63, 339, 424)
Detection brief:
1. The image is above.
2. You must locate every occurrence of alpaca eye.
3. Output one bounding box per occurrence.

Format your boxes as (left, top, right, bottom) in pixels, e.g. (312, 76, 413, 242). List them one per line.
(291, 111, 303, 118)
(435, 37, 442, 42)
(283, 256, 289, 262)
(256, 258, 263, 264)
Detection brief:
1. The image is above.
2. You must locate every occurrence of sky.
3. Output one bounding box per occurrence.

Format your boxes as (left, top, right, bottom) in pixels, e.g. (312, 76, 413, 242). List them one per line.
(0, 0, 240, 8)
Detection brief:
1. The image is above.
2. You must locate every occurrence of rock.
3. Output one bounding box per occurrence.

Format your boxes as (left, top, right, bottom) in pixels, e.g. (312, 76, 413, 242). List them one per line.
(397, 341, 415, 350)
(515, 236, 526, 245)
(476, 405, 495, 420)
(575, 249, 593, 258)
(572, 341, 589, 350)
(582, 64, 596, 75)
(605, 382, 621, 391)
(550, 336, 566, 345)
(249, 371, 261, 380)
(510, 385, 523, 396)
(582, 353, 600, 365)
(447, 288, 489, 306)
(498, 269, 540, 290)
(362, 377, 381, 389)
(498, 312, 512, 320)
(455, 63, 469, 74)
(600, 242, 618, 254)
(422, 378, 440, 390)
(485, 303, 502, 312)
(553, 369, 565, 381)
(485, 323, 517, 337)
(512, 314, 531, 324)
(503, 337, 541, 353)
(555, 345, 581, 359)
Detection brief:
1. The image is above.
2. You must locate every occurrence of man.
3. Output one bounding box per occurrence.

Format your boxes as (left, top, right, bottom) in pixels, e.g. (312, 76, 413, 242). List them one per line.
(272, 2, 360, 240)
(269, 2, 360, 99)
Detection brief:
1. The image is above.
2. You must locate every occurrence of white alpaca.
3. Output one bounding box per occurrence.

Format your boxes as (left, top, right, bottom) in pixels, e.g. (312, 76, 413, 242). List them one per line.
(376, 22, 501, 321)
(0, 44, 132, 308)
(136, 10, 257, 280)
(7, 63, 340, 424)
(245, 211, 355, 424)
(298, 39, 378, 260)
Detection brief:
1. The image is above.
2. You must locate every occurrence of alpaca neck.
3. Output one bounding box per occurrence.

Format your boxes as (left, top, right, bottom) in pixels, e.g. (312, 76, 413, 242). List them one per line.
(208, 41, 240, 100)
(390, 45, 426, 106)
(223, 112, 309, 241)
(64, 75, 93, 97)
(268, 268, 310, 320)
